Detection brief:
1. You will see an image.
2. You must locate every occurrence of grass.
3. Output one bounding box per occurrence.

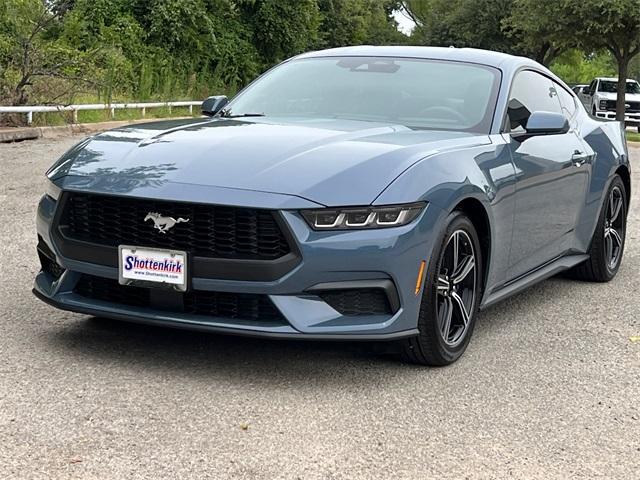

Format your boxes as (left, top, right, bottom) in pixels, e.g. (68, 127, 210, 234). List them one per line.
(30, 105, 199, 127)
(626, 131, 640, 143)
(13, 91, 203, 127)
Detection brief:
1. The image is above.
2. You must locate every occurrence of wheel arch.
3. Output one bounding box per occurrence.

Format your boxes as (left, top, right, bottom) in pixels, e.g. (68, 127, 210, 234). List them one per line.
(452, 197, 491, 293)
(615, 164, 631, 211)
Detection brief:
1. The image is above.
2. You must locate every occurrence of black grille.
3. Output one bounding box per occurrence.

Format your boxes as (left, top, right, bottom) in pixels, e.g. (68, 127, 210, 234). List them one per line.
(73, 275, 286, 324)
(603, 100, 640, 112)
(184, 291, 283, 321)
(59, 193, 291, 260)
(75, 274, 149, 308)
(318, 289, 392, 316)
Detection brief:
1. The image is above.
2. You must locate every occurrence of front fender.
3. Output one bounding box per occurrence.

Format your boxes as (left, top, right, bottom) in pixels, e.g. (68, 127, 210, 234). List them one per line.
(374, 136, 516, 294)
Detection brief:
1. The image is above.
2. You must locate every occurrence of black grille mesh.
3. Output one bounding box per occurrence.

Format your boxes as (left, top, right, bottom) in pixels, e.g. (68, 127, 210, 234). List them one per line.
(318, 289, 392, 316)
(59, 193, 290, 260)
(74, 275, 152, 308)
(73, 275, 286, 324)
(603, 100, 640, 112)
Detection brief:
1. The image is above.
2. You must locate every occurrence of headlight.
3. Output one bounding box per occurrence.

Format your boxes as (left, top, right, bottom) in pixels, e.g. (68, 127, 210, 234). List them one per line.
(301, 202, 425, 230)
(599, 99, 607, 110)
(45, 179, 61, 201)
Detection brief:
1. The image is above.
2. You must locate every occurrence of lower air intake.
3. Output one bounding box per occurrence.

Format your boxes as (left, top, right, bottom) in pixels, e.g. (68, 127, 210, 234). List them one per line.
(318, 288, 393, 316)
(73, 275, 286, 325)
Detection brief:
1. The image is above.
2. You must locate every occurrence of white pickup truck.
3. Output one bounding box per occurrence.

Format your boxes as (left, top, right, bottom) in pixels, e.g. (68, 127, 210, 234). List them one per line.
(579, 77, 640, 131)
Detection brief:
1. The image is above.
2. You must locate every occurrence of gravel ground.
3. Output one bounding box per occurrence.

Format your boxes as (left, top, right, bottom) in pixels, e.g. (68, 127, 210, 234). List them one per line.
(0, 135, 638, 480)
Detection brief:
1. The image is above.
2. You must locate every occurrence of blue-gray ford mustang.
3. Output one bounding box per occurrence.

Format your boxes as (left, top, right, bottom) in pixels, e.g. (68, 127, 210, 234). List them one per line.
(34, 46, 630, 365)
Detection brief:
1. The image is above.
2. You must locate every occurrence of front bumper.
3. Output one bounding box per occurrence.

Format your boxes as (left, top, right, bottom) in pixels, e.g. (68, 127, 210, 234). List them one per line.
(594, 110, 640, 125)
(34, 189, 445, 340)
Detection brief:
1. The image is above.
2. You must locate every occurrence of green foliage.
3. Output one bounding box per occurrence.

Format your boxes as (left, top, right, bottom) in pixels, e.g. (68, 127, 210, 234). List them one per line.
(627, 131, 640, 142)
(406, 0, 515, 53)
(561, 0, 640, 119)
(237, 0, 321, 66)
(550, 50, 616, 85)
(402, 0, 640, 120)
(317, 0, 406, 48)
(403, 0, 575, 65)
(503, 0, 578, 65)
(0, 0, 405, 117)
(3, 0, 640, 125)
(0, 0, 98, 106)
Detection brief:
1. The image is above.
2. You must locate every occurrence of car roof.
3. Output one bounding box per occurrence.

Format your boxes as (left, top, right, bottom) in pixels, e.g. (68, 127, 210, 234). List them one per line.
(595, 77, 638, 82)
(296, 45, 536, 70)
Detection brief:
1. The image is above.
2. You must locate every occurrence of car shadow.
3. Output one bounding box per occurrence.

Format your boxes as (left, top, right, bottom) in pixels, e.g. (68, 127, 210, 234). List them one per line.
(46, 314, 421, 386)
(474, 276, 578, 331)
(45, 274, 582, 383)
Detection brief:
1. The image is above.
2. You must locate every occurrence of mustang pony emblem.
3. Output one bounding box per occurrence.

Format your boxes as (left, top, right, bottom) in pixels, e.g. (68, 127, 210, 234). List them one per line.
(144, 212, 189, 234)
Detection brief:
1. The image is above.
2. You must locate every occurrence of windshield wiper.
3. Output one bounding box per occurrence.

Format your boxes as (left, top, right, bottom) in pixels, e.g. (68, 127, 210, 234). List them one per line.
(219, 110, 265, 118)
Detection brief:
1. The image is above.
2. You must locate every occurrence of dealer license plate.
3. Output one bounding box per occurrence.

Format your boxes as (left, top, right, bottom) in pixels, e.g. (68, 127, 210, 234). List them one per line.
(118, 245, 188, 292)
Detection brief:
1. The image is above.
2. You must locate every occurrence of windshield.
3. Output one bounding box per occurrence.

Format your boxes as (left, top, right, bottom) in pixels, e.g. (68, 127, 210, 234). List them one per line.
(225, 56, 501, 133)
(598, 80, 640, 94)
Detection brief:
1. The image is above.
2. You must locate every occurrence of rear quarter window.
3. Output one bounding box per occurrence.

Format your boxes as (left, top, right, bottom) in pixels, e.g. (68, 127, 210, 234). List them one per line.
(553, 83, 577, 118)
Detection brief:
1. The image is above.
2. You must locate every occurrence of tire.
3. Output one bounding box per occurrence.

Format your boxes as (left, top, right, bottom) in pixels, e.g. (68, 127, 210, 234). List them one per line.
(399, 211, 483, 366)
(569, 175, 627, 282)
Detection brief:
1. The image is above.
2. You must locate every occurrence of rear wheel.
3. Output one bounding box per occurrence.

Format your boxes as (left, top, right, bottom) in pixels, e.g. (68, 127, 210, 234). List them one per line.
(399, 212, 482, 366)
(570, 175, 626, 282)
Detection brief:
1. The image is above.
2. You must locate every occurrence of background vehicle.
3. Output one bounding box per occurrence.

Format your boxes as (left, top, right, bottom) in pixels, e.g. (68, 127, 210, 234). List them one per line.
(572, 84, 589, 96)
(581, 77, 640, 131)
(34, 47, 630, 366)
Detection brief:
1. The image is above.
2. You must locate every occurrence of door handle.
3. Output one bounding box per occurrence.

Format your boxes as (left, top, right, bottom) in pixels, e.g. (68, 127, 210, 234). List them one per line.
(571, 150, 588, 167)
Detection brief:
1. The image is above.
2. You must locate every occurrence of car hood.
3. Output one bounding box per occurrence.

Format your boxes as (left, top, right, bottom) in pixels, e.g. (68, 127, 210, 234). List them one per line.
(50, 117, 490, 207)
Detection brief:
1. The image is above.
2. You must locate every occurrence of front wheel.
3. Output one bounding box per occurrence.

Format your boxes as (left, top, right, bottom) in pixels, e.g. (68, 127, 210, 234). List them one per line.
(399, 212, 483, 366)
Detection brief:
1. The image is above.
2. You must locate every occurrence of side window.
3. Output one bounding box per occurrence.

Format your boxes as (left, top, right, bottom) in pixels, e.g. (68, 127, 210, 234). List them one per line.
(506, 70, 563, 132)
(554, 82, 577, 118)
(589, 80, 597, 95)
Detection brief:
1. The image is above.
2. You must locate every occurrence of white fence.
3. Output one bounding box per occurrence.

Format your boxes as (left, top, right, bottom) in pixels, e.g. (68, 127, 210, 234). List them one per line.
(0, 101, 202, 125)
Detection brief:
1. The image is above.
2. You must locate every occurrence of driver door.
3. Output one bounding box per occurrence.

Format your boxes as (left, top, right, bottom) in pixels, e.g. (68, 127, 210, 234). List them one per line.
(504, 70, 591, 281)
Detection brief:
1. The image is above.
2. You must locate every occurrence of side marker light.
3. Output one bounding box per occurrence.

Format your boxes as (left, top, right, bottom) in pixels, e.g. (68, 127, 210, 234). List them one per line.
(415, 260, 426, 295)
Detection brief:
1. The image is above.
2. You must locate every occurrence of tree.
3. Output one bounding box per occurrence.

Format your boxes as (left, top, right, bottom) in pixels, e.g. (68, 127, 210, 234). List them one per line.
(317, 0, 406, 49)
(0, 0, 97, 106)
(550, 50, 616, 85)
(503, 0, 576, 65)
(401, 0, 572, 65)
(404, 0, 640, 120)
(402, 0, 517, 53)
(238, 0, 321, 67)
(565, 0, 640, 121)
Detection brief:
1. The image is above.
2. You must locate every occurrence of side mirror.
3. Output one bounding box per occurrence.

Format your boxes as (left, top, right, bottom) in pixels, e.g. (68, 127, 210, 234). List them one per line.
(201, 95, 228, 117)
(525, 111, 570, 136)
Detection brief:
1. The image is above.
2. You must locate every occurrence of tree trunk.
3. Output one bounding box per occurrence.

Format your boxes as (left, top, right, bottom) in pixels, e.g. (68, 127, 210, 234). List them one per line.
(616, 57, 628, 122)
(535, 43, 550, 65)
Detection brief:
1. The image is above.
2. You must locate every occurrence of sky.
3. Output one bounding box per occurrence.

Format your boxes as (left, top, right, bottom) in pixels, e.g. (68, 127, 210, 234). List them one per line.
(392, 8, 416, 35)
